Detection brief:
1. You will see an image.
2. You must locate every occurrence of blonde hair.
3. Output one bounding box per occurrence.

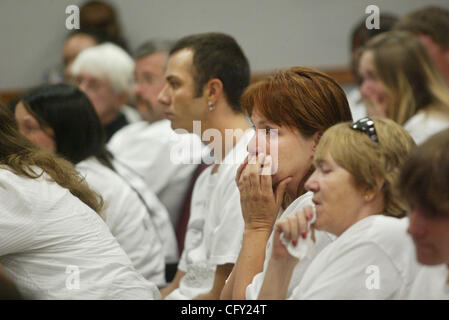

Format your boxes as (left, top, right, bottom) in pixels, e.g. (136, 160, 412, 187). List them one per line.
(363, 31, 449, 124)
(0, 104, 103, 215)
(314, 117, 416, 217)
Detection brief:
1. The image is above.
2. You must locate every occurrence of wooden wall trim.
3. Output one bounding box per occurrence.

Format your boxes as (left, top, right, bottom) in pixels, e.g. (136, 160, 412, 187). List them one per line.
(251, 67, 355, 85)
(0, 89, 23, 105)
(0, 67, 355, 105)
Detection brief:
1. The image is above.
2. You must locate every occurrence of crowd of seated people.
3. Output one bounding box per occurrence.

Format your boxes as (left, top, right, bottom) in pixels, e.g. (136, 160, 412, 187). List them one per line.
(1, 3, 449, 300)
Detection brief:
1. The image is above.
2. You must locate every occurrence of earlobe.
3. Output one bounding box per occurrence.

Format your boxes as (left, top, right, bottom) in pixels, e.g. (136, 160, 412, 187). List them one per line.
(206, 78, 223, 103)
(363, 179, 384, 202)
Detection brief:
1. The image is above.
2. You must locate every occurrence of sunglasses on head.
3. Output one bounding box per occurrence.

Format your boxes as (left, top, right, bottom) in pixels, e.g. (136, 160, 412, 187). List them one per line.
(351, 117, 379, 143)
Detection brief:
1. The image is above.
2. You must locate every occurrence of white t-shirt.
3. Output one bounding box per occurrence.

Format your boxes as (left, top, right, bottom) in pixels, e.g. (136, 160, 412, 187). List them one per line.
(408, 264, 449, 299)
(346, 87, 367, 122)
(77, 157, 166, 286)
(108, 120, 203, 228)
(0, 166, 160, 300)
(289, 215, 422, 299)
(246, 192, 335, 300)
(165, 129, 254, 300)
(111, 170, 179, 264)
(403, 109, 449, 145)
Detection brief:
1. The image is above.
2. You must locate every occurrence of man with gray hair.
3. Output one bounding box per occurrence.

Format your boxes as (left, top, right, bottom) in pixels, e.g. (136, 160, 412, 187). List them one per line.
(71, 42, 141, 141)
(133, 40, 173, 124)
(108, 40, 203, 280)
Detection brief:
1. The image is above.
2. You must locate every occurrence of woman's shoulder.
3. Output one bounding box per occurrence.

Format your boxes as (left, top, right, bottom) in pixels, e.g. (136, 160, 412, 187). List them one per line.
(404, 109, 449, 144)
(338, 216, 414, 264)
(344, 215, 408, 242)
(76, 158, 132, 195)
(0, 165, 46, 193)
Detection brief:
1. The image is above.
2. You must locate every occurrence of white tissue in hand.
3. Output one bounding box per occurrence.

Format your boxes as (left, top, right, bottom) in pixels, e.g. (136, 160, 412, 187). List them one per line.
(280, 207, 316, 260)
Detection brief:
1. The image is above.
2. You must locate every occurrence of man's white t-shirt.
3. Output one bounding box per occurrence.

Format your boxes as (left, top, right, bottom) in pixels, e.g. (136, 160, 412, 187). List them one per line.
(165, 129, 254, 300)
(408, 264, 449, 299)
(289, 216, 422, 299)
(246, 192, 335, 299)
(0, 166, 160, 299)
(403, 109, 449, 145)
(108, 120, 203, 228)
(77, 157, 166, 286)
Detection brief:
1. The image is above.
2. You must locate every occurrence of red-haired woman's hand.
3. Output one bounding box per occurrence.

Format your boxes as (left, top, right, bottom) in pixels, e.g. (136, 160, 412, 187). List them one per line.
(237, 153, 291, 232)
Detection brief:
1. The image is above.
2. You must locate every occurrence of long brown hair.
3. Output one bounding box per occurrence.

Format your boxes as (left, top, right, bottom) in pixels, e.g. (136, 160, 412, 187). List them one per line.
(362, 31, 449, 124)
(0, 104, 103, 214)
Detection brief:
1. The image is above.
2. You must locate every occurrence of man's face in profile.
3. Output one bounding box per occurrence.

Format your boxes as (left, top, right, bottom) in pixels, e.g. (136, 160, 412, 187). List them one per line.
(158, 48, 208, 133)
(134, 52, 168, 123)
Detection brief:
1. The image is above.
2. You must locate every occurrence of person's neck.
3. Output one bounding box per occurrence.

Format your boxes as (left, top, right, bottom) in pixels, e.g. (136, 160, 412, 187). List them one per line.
(283, 168, 314, 209)
(351, 195, 385, 228)
(102, 110, 122, 127)
(201, 104, 250, 161)
(145, 113, 166, 124)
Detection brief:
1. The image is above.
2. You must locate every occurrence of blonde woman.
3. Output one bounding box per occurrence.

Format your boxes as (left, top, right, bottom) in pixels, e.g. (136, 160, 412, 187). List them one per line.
(259, 118, 424, 299)
(359, 31, 449, 144)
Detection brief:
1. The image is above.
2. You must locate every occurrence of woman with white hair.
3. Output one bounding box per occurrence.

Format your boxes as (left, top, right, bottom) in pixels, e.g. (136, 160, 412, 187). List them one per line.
(70, 42, 141, 140)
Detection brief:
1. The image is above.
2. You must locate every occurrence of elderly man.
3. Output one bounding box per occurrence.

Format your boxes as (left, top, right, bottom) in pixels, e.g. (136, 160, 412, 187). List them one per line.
(70, 42, 140, 141)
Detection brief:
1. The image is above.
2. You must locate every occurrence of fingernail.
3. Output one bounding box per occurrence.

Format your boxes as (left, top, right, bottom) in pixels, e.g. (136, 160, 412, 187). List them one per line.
(292, 239, 297, 247)
(307, 212, 313, 220)
(301, 232, 307, 239)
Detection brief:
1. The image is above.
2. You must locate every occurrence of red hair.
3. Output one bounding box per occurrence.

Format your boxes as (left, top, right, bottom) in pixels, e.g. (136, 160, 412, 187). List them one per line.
(241, 67, 353, 137)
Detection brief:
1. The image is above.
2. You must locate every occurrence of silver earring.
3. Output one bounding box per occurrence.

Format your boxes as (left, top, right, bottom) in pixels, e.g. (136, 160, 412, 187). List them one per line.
(208, 101, 215, 111)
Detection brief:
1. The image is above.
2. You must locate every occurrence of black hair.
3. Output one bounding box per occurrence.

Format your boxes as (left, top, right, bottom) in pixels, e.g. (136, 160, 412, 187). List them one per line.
(16, 84, 113, 169)
(169, 32, 250, 112)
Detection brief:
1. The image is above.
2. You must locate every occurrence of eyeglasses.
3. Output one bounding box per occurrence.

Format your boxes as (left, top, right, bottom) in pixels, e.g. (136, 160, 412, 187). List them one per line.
(351, 117, 379, 143)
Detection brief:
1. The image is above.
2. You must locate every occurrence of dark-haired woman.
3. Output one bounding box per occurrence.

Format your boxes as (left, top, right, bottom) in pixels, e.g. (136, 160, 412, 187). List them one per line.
(13, 84, 173, 286)
(0, 104, 159, 299)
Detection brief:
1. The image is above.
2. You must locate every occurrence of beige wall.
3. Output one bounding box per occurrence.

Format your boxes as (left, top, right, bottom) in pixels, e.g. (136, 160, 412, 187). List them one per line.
(1, 0, 448, 89)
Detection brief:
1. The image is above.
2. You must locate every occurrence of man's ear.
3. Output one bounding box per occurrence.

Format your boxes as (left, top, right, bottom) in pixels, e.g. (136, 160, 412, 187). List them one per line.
(204, 78, 223, 105)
